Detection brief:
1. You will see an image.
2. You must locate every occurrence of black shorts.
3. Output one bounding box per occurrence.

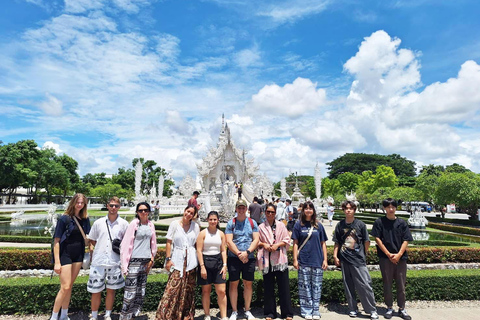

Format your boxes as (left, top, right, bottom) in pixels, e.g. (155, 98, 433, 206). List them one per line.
(198, 254, 226, 285)
(60, 242, 84, 266)
(227, 257, 255, 282)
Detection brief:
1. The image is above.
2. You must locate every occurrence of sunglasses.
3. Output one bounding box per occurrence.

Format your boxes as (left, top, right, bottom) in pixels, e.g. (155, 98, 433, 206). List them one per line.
(265, 210, 276, 214)
(108, 204, 120, 208)
(137, 209, 149, 213)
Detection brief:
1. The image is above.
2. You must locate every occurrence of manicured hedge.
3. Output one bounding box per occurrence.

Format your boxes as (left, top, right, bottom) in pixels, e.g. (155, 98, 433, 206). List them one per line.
(0, 216, 11, 222)
(0, 269, 478, 314)
(2, 246, 480, 271)
(428, 222, 480, 236)
(0, 235, 50, 243)
(427, 216, 480, 227)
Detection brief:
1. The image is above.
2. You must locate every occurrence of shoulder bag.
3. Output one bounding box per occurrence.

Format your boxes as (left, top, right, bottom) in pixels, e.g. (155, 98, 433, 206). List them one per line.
(298, 225, 314, 254)
(73, 216, 91, 269)
(106, 220, 122, 255)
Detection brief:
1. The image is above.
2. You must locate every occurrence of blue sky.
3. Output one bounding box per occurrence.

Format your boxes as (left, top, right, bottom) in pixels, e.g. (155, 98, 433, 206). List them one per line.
(1, 0, 480, 184)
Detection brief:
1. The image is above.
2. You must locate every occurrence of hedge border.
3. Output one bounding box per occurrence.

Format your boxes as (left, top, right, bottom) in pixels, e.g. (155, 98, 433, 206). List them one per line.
(0, 269, 478, 314)
(1, 246, 479, 271)
(428, 222, 480, 236)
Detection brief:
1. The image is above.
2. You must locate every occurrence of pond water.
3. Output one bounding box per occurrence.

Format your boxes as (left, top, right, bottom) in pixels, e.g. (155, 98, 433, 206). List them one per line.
(410, 229, 480, 244)
(0, 214, 135, 237)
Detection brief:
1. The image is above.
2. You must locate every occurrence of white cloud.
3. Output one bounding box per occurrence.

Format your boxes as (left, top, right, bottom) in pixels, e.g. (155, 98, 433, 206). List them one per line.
(234, 47, 262, 68)
(247, 77, 327, 118)
(229, 114, 253, 126)
(292, 118, 367, 151)
(39, 93, 63, 116)
(64, 0, 151, 14)
(257, 0, 330, 24)
(42, 141, 62, 154)
(165, 110, 189, 135)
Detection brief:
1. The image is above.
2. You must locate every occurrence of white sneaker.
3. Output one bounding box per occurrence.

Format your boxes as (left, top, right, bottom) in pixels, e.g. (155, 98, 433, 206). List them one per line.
(204, 316, 211, 320)
(245, 310, 255, 320)
(305, 316, 313, 320)
(229, 311, 238, 320)
(313, 315, 321, 319)
(104, 316, 112, 320)
(349, 311, 358, 318)
(371, 311, 379, 320)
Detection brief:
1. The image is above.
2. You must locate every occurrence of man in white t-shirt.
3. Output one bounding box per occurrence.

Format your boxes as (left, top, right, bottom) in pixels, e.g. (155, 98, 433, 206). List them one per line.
(87, 196, 129, 320)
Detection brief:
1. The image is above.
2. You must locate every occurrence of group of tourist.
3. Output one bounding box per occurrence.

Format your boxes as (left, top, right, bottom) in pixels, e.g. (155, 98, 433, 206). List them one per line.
(50, 193, 413, 320)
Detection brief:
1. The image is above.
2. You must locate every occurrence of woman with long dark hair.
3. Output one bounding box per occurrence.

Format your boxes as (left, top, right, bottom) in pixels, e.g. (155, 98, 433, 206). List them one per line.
(156, 205, 200, 320)
(119, 202, 157, 319)
(196, 211, 228, 320)
(292, 201, 328, 320)
(257, 203, 294, 320)
(50, 194, 91, 320)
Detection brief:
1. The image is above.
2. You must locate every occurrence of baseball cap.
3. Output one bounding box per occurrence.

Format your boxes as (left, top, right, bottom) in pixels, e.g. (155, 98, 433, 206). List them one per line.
(236, 199, 247, 207)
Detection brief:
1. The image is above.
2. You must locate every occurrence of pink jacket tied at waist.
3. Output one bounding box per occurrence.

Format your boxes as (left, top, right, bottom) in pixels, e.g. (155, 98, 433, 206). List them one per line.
(257, 219, 290, 274)
(120, 218, 158, 275)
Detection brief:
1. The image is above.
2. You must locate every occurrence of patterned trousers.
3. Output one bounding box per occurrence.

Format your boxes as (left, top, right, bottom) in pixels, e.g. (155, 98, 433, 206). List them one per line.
(120, 258, 150, 320)
(298, 266, 324, 317)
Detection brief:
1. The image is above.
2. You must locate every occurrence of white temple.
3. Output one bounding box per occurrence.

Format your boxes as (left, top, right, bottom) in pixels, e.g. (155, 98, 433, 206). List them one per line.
(197, 114, 258, 191)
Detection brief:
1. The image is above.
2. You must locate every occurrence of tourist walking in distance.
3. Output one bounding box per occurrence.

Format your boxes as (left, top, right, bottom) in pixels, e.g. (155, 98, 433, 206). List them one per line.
(371, 198, 413, 320)
(188, 190, 202, 211)
(156, 205, 200, 320)
(292, 201, 328, 320)
(248, 196, 264, 224)
(257, 203, 294, 320)
(225, 199, 259, 320)
(327, 202, 335, 226)
(196, 211, 228, 320)
(50, 193, 91, 320)
(119, 202, 157, 319)
(333, 201, 378, 320)
(87, 196, 129, 320)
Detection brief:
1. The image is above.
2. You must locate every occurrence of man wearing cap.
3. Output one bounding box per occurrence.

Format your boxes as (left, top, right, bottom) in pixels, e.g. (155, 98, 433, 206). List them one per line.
(225, 199, 259, 320)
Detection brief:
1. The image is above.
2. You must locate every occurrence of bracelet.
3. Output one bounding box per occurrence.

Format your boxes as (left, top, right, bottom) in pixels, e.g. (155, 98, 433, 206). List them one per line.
(200, 264, 205, 267)
(223, 263, 227, 266)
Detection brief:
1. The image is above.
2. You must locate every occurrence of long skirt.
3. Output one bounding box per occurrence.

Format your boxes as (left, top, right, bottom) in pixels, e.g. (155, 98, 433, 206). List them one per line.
(155, 268, 197, 320)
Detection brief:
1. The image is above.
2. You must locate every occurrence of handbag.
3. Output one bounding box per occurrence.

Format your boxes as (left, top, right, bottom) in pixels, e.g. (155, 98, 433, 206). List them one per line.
(73, 216, 91, 269)
(106, 220, 121, 255)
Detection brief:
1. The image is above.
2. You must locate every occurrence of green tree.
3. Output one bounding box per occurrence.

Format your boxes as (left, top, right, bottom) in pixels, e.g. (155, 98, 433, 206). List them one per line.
(91, 183, 131, 205)
(0, 140, 41, 202)
(434, 172, 480, 220)
(82, 173, 109, 188)
(445, 163, 470, 173)
(374, 165, 398, 189)
(390, 187, 423, 210)
(415, 164, 444, 204)
(322, 177, 341, 198)
(337, 172, 360, 193)
(132, 158, 174, 197)
(327, 153, 416, 178)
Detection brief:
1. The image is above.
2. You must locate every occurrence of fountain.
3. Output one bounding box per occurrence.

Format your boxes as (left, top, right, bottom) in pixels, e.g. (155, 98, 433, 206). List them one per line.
(408, 208, 429, 229)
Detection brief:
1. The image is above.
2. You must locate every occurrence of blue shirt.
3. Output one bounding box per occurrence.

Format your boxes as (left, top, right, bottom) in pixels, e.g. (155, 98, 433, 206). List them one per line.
(292, 221, 328, 267)
(225, 217, 259, 259)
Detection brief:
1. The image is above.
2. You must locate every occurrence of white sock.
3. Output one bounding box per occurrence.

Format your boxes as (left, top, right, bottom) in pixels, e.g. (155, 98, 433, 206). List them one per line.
(105, 310, 112, 317)
(60, 308, 68, 318)
(91, 310, 98, 319)
(50, 311, 59, 320)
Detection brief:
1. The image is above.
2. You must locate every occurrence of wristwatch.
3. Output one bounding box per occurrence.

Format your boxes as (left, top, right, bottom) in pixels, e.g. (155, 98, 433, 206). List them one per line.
(246, 250, 251, 255)
(165, 257, 171, 261)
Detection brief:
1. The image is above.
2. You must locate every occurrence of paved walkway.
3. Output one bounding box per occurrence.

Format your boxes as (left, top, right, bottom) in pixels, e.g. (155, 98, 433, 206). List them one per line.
(0, 302, 478, 319)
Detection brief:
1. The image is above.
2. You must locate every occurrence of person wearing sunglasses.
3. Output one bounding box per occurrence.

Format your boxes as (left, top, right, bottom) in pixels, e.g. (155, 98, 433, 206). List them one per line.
(87, 196, 129, 320)
(119, 202, 158, 319)
(257, 203, 294, 320)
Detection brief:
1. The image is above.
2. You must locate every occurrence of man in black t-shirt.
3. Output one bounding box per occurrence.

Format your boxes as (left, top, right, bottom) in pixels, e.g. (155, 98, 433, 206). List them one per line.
(333, 201, 378, 320)
(371, 198, 413, 320)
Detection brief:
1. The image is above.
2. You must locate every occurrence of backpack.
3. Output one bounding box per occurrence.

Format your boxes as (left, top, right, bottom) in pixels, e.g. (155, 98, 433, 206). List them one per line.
(232, 217, 254, 230)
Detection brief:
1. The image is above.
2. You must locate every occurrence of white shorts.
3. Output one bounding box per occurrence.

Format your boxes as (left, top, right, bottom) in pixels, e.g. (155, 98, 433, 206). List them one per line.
(87, 265, 125, 293)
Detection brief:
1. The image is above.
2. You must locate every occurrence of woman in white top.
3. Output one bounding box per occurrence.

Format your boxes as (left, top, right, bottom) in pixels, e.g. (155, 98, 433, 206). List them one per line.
(156, 205, 200, 320)
(327, 202, 335, 226)
(197, 211, 228, 320)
